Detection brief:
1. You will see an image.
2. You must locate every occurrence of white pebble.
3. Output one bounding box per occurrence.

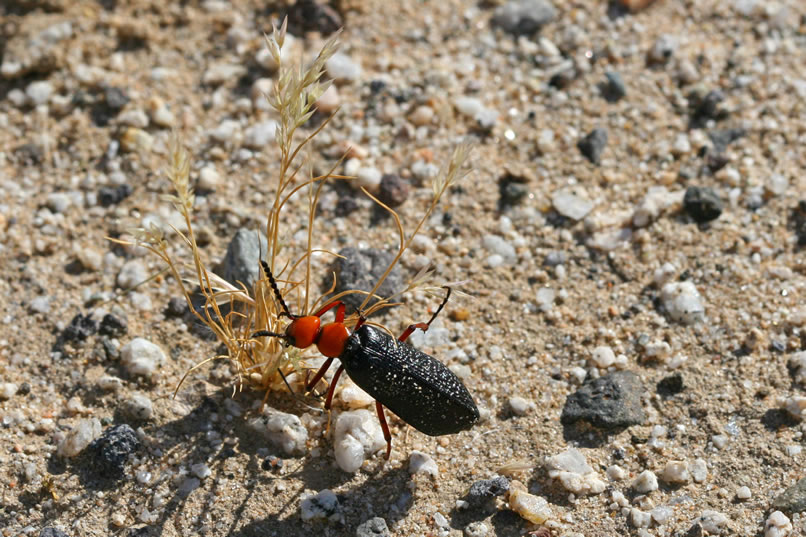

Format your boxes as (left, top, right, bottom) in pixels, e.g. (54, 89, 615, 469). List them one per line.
(356, 166, 382, 191)
(653, 262, 677, 286)
(120, 338, 167, 377)
(26, 80, 53, 105)
(117, 259, 148, 289)
(783, 396, 806, 419)
(121, 393, 153, 420)
(129, 292, 152, 311)
(249, 409, 308, 456)
(326, 53, 362, 83)
(47, 192, 72, 213)
(118, 109, 149, 128)
(711, 434, 728, 449)
(29, 296, 51, 314)
(689, 459, 708, 483)
(535, 287, 556, 312)
(191, 463, 212, 479)
(58, 418, 101, 457)
(203, 63, 247, 85)
(552, 189, 594, 220)
(606, 465, 626, 481)
(197, 166, 221, 190)
(300, 489, 341, 522)
(651, 506, 673, 525)
(586, 227, 633, 251)
(509, 489, 552, 524)
(632, 470, 658, 493)
(569, 366, 587, 384)
(508, 396, 531, 416)
(409, 451, 439, 477)
(482, 235, 516, 264)
(643, 340, 671, 363)
(661, 460, 690, 484)
(409, 105, 434, 126)
(243, 120, 278, 149)
(0, 383, 18, 400)
(736, 486, 751, 500)
(545, 448, 606, 495)
(631, 508, 651, 528)
(332, 409, 385, 472)
(661, 281, 705, 325)
(336, 380, 375, 409)
(98, 375, 123, 392)
(591, 346, 616, 368)
(787, 352, 806, 386)
(209, 119, 242, 144)
(764, 511, 792, 537)
(699, 510, 728, 534)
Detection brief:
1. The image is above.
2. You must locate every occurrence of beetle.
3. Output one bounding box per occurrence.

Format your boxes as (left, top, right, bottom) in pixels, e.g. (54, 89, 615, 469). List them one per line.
(252, 261, 479, 458)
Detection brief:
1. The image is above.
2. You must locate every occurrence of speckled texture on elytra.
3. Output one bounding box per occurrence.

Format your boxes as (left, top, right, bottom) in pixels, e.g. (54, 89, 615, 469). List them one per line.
(341, 325, 479, 436)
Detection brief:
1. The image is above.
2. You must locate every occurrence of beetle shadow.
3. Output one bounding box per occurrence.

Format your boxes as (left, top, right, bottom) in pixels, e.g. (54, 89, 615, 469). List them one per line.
(561, 421, 629, 448)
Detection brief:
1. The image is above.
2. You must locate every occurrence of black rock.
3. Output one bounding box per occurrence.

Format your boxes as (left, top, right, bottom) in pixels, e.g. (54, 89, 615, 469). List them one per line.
(377, 173, 410, 208)
(773, 477, 806, 514)
(696, 90, 725, 121)
(684, 523, 703, 537)
(98, 184, 133, 207)
(333, 247, 403, 314)
(491, 0, 556, 35)
(99, 313, 127, 337)
(657, 373, 685, 396)
(88, 424, 141, 479)
(601, 71, 627, 102)
(40, 529, 70, 537)
(577, 128, 608, 165)
(708, 128, 745, 152)
(218, 229, 269, 292)
(465, 476, 511, 508)
(791, 200, 806, 246)
(62, 313, 98, 342)
(561, 371, 647, 429)
(683, 186, 723, 223)
(356, 517, 391, 537)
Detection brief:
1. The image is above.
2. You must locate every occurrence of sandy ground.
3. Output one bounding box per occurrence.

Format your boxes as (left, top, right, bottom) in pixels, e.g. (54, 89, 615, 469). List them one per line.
(1, 0, 806, 536)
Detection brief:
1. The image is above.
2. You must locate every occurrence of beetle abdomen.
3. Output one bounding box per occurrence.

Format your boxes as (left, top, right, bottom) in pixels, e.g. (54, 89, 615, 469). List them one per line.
(340, 325, 479, 436)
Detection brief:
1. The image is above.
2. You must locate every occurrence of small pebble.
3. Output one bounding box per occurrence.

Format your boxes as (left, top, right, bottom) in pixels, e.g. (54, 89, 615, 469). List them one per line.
(203, 63, 247, 85)
(464, 521, 490, 537)
(120, 337, 167, 377)
(684, 186, 723, 223)
(247, 409, 308, 456)
(508, 396, 531, 416)
(88, 424, 141, 479)
(410, 105, 434, 126)
(491, 0, 557, 35)
(509, 489, 552, 524)
(121, 393, 153, 420)
(552, 189, 594, 220)
(315, 85, 340, 114)
(545, 448, 606, 495)
(377, 173, 410, 207)
(120, 128, 153, 153)
(39, 529, 70, 537)
(356, 166, 382, 191)
(735, 486, 751, 500)
(197, 166, 221, 191)
(631, 508, 652, 528)
(577, 128, 608, 165)
(356, 517, 391, 537)
(648, 34, 677, 64)
(117, 259, 148, 289)
(47, 192, 72, 213)
(29, 296, 51, 314)
(698, 510, 728, 534)
(633, 470, 659, 493)
(0, 382, 19, 400)
(300, 489, 342, 522)
(409, 451, 439, 477)
(243, 120, 278, 149)
(764, 511, 792, 537)
(661, 281, 705, 325)
(58, 418, 102, 458)
(209, 119, 242, 144)
(26, 80, 54, 105)
(601, 71, 626, 102)
(326, 53, 362, 83)
(662, 460, 690, 484)
(98, 184, 133, 207)
(465, 476, 510, 508)
(591, 346, 616, 368)
(333, 409, 385, 472)
(191, 463, 212, 479)
(689, 459, 708, 483)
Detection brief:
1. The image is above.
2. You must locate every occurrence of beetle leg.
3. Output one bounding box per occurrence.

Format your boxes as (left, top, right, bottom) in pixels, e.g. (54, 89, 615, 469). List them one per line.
(375, 401, 392, 459)
(312, 300, 345, 320)
(305, 356, 334, 392)
(324, 365, 344, 411)
(397, 286, 452, 342)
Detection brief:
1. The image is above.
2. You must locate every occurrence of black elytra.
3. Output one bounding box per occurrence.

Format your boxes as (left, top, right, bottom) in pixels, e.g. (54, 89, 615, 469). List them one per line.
(340, 324, 479, 435)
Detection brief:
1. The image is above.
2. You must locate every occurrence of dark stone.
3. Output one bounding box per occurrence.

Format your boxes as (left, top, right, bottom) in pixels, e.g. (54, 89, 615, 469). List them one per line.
(356, 517, 391, 537)
(695, 90, 725, 121)
(18, 382, 31, 395)
(492, 0, 557, 35)
(99, 313, 127, 337)
(773, 477, 806, 514)
(98, 184, 133, 207)
(683, 186, 723, 223)
(498, 171, 531, 209)
(465, 476, 511, 508)
(39, 529, 70, 537)
(165, 297, 187, 317)
(62, 313, 98, 342)
(708, 128, 745, 152)
(377, 174, 410, 208)
(791, 200, 806, 246)
(333, 247, 403, 314)
(104, 87, 129, 111)
(657, 373, 685, 396)
(561, 371, 646, 429)
(548, 65, 578, 89)
(577, 128, 608, 165)
(218, 229, 269, 292)
(335, 194, 360, 217)
(683, 523, 703, 537)
(601, 71, 626, 102)
(88, 424, 141, 479)
(287, 0, 343, 36)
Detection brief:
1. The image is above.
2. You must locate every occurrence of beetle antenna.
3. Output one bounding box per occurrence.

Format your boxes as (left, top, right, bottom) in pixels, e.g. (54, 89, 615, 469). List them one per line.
(426, 286, 451, 327)
(259, 259, 294, 318)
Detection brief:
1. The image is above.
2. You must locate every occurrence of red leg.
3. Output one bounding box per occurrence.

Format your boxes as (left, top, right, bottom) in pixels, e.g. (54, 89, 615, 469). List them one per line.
(312, 300, 345, 322)
(376, 401, 392, 459)
(305, 357, 334, 392)
(324, 365, 344, 410)
(398, 287, 452, 342)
